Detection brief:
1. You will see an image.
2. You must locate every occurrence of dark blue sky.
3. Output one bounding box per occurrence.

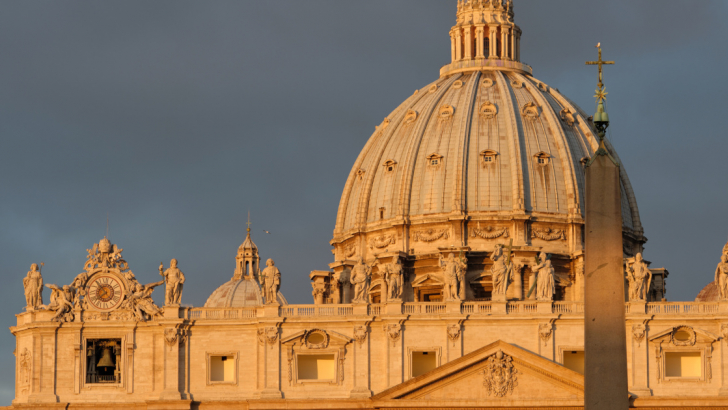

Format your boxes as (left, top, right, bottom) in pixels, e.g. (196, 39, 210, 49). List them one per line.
(1, 1, 727, 403)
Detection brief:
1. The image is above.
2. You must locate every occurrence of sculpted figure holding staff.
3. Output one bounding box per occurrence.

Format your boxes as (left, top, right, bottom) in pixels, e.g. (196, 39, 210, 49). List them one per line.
(159, 259, 186, 306)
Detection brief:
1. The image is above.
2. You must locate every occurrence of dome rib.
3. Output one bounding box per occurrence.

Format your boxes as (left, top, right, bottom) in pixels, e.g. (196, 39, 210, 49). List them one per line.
(397, 75, 461, 221)
(525, 76, 580, 218)
(495, 70, 526, 212)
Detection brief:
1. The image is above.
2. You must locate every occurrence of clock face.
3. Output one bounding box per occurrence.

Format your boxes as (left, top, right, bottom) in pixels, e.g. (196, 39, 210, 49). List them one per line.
(86, 275, 124, 311)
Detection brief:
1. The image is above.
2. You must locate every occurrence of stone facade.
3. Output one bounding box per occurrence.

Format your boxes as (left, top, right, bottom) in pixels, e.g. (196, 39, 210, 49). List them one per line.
(8, 1, 728, 409)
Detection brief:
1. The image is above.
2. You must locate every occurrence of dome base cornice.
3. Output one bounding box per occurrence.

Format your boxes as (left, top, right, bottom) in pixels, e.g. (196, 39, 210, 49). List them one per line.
(440, 58, 532, 77)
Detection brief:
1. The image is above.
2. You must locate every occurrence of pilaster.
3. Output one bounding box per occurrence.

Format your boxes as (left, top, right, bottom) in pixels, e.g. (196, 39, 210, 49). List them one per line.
(159, 323, 183, 400)
(475, 26, 485, 58)
(350, 323, 372, 398)
(261, 325, 282, 399)
(27, 326, 59, 403)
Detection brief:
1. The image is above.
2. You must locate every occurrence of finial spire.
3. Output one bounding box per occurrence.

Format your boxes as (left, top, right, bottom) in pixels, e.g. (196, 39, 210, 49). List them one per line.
(586, 43, 618, 166)
(246, 210, 251, 234)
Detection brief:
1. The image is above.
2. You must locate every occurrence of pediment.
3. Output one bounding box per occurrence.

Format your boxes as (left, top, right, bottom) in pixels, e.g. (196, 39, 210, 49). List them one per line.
(281, 329, 352, 348)
(373, 341, 583, 406)
(412, 274, 444, 287)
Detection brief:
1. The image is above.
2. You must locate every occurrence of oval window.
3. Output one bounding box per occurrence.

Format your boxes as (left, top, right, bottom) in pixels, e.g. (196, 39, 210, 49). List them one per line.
(307, 332, 325, 345)
(674, 330, 691, 342)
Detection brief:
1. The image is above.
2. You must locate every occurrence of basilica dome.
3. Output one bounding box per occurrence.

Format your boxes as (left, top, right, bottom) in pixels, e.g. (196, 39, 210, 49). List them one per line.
(332, 0, 644, 257)
(328, 0, 646, 303)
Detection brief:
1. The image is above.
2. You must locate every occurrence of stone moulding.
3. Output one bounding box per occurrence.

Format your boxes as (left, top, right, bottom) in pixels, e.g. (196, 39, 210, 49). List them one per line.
(369, 235, 396, 249)
(531, 227, 567, 241)
(471, 226, 509, 239)
(412, 228, 450, 243)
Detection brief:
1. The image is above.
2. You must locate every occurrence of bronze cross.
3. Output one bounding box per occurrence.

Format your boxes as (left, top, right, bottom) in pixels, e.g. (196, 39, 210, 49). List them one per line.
(586, 44, 614, 91)
(246, 210, 251, 232)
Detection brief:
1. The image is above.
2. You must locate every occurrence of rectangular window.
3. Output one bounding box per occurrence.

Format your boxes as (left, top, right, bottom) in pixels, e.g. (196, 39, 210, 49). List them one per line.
(411, 351, 437, 378)
(563, 351, 584, 375)
(298, 354, 335, 380)
(665, 351, 702, 378)
(86, 339, 122, 384)
(210, 355, 236, 382)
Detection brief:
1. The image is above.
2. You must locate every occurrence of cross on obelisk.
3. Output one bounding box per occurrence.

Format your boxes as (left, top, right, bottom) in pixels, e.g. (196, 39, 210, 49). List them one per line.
(586, 43, 614, 92)
(584, 44, 628, 410)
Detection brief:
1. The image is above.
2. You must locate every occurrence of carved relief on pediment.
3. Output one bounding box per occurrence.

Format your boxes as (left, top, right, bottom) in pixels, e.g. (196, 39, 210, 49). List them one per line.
(482, 349, 518, 397)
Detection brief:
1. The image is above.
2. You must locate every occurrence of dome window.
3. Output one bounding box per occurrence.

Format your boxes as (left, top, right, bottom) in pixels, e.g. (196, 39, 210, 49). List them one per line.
(534, 152, 551, 166)
(481, 78, 494, 88)
(357, 169, 366, 180)
(452, 80, 464, 89)
(522, 102, 540, 120)
(479, 102, 498, 119)
(438, 105, 455, 121)
(404, 110, 418, 124)
(511, 79, 524, 89)
(480, 150, 499, 167)
(560, 108, 576, 126)
(427, 153, 444, 170)
(383, 160, 397, 174)
(428, 84, 439, 94)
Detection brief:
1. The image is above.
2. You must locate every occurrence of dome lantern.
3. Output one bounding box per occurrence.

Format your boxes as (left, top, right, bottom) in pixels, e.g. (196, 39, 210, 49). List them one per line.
(444, 0, 529, 77)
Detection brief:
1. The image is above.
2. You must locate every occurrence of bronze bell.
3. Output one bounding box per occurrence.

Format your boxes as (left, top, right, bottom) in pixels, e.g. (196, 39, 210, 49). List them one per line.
(97, 347, 114, 369)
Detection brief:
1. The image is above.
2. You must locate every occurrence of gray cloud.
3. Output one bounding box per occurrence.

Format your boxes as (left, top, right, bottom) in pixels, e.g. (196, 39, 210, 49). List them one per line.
(1, 1, 727, 403)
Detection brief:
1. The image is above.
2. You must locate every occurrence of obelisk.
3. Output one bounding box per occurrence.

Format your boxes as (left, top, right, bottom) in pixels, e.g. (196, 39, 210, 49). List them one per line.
(584, 45, 628, 410)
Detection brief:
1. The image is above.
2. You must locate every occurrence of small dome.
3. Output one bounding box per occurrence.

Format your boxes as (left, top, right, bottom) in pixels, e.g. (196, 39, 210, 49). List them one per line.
(695, 281, 718, 302)
(204, 278, 287, 308)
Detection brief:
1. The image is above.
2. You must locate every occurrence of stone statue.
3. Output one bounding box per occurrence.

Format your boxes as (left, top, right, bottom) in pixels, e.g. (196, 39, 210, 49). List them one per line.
(384, 256, 404, 301)
(69, 271, 88, 307)
(128, 280, 164, 321)
(491, 245, 511, 298)
(533, 252, 555, 301)
(626, 253, 652, 301)
(350, 258, 372, 304)
(261, 259, 281, 304)
(715, 252, 728, 300)
(440, 253, 467, 301)
(45, 284, 75, 322)
(23, 263, 43, 310)
(159, 259, 186, 306)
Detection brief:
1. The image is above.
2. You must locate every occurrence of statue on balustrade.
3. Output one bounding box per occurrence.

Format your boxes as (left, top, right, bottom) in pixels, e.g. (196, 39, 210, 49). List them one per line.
(384, 256, 404, 301)
(44, 284, 75, 322)
(491, 245, 511, 300)
(159, 258, 186, 306)
(127, 281, 164, 321)
(533, 252, 555, 301)
(626, 253, 652, 301)
(440, 253, 467, 301)
(715, 251, 728, 301)
(22, 263, 43, 311)
(261, 259, 281, 304)
(350, 258, 372, 304)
